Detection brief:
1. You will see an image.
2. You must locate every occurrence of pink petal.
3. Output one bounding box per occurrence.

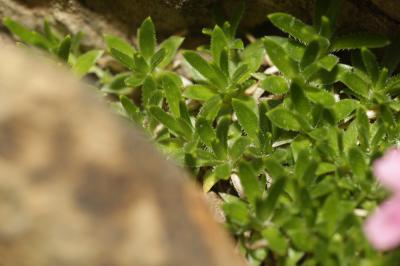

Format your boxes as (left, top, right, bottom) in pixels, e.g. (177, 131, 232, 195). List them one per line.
(364, 196, 400, 251)
(373, 148, 400, 193)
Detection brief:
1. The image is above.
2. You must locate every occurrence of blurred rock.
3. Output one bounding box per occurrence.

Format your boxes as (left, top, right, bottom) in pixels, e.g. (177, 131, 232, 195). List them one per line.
(0, 45, 246, 266)
(1, 0, 400, 48)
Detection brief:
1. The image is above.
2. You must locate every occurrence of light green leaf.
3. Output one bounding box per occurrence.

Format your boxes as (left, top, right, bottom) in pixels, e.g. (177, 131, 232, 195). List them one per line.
(211, 25, 228, 65)
(183, 51, 227, 89)
(120, 95, 142, 124)
(337, 64, 370, 97)
(262, 227, 288, 256)
(72, 50, 103, 77)
(260, 76, 289, 94)
(333, 99, 359, 122)
(196, 117, 216, 147)
(110, 48, 135, 70)
(158, 36, 184, 68)
(138, 17, 156, 60)
(264, 37, 299, 78)
(3, 17, 52, 49)
(232, 98, 259, 139)
(104, 34, 135, 56)
(231, 63, 250, 84)
(348, 146, 367, 180)
(199, 95, 222, 121)
(183, 85, 217, 101)
(125, 73, 147, 87)
(150, 48, 166, 70)
(238, 162, 262, 205)
(161, 73, 182, 117)
(242, 40, 265, 72)
(230, 137, 251, 161)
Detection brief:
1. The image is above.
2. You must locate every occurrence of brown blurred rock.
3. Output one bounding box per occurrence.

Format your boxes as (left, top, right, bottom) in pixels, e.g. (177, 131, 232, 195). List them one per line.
(1, 0, 400, 49)
(0, 45, 246, 266)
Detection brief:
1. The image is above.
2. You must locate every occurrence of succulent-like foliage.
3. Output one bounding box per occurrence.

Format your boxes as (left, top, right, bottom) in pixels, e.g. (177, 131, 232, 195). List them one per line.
(4, 0, 400, 264)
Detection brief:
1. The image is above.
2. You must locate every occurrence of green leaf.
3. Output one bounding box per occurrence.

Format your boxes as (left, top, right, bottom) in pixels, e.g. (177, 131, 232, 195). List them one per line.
(216, 116, 231, 152)
(104, 34, 135, 56)
(223, 200, 250, 226)
(268, 13, 320, 44)
(267, 36, 306, 62)
(158, 36, 184, 68)
(231, 63, 250, 84)
(256, 178, 286, 220)
(120, 96, 142, 124)
(316, 54, 339, 71)
(110, 48, 135, 70)
(260, 76, 289, 94)
(361, 47, 379, 85)
(150, 48, 166, 70)
(348, 146, 366, 180)
(72, 50, 103, 77)
(300, 40, 320, 69)
(264, 37, 299, 78)
(125, 73, 147, 87)
(304, 86, 335, 107)
(214, 163, 232, 180)
(150, 106, 191, 139)
(290, 81, 311, 115)
(211, 26, 228, 65)
(232, 98, 259, 139)
(199, 95, 222, 121)
(230, 137, 251, 161)
(183, 51, 227, 89)
(262, 227, 288, 256)
(161, 73, 182, 117)
(183, 85, 217, 101)
(330, 32, 390, 51)
(3, 17, 52, 49)
(137, 17, 156, 60)
(57, 35, 72, 62)
(337, 64, 370, 97)
(333, 99, 359, 122)
(196, 118, 216, 147)
(103, 73, 131, 92)
(356, 107, 370, 150)
(142, 76, 157, 107)
(242, 40, 265, 72)
(238, 162, 262, 205)
(267, 107, 302, 131)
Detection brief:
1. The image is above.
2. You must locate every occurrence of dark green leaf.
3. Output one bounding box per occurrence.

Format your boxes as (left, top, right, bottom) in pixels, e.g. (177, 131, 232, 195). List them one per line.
(256, 178, 285, 220)
(57, 35, 72, 62)
(150, 106, 190, 139)
(337, 64, 369, 97)
(331, 32, 390, 51)
(110, 48, 135, 70)
(361, 48, 379, 85)
(196, 118, 216, 147)
(230, 137, 251, 161)
(268, 13, 320, 44)
(199, 95, 223, 121)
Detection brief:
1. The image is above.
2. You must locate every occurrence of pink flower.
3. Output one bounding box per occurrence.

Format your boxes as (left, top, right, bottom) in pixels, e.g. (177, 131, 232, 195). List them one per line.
(364, 196, 400, 251)
(373, 148, 400, 193)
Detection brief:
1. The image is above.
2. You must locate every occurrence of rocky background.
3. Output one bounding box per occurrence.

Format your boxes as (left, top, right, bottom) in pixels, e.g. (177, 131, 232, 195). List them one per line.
(1, 0, 400, 48)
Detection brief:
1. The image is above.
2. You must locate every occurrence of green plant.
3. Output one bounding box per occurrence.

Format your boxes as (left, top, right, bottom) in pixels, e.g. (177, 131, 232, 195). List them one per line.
(3, 18, 103, 78)
(4, 1, 400, 264)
